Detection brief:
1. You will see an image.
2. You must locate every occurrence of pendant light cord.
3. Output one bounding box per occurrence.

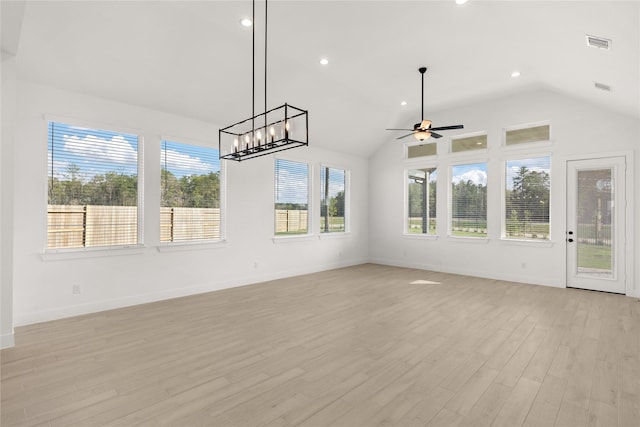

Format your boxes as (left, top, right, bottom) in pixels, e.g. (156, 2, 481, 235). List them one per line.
(421, 70, 424, 122)
(264, 0, 268, 131)
(251, 0, 255, 137)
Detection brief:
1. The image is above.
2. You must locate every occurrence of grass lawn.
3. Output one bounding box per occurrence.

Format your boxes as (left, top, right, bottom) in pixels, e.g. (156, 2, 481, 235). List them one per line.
(577, 243, 612, 270)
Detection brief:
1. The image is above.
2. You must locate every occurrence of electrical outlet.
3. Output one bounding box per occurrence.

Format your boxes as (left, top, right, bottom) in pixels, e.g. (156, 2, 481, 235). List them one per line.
(72, 284, 81, 294)
(254, 261, 258, 269)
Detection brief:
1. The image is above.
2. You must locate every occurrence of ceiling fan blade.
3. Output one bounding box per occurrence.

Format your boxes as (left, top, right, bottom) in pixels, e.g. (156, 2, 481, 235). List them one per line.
(429, 124, 464, 131)
(386, 128, 414, 131)
(431, 132, 443, 139)
(396, 133, 415, 140)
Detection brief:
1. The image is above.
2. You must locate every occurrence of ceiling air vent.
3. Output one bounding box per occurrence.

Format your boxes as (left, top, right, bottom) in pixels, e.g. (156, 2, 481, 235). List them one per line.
(586, 35, 611, 50)
(594, 82, 612, 92)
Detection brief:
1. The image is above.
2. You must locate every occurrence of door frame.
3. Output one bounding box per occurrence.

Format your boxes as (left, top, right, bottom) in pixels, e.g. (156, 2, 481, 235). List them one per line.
(562, 150, 634, 296)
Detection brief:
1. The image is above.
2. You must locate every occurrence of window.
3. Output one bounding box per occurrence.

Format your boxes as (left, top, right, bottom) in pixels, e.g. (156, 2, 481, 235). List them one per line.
(451, 133, 487, 153)
(275, 159, 309, 235)
(47, 121, 140, 249)
(407, 142, 437, 159)
(504, 157, 551, 240)
(451, 162, 487, 238)
(320, 166, 346, 233)
(407, 168, 437, 234)
(161, 140, 221, 243)
(505, 123, 550, 146)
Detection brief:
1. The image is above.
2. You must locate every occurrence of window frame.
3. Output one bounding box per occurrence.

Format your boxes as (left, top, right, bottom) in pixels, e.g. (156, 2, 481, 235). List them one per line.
(44, 116, 145, 254)
(501, 153, 552, 244)
(159, 136, 225, 247)
(319, 163, 349, 235)
(273, 157, 312, 239)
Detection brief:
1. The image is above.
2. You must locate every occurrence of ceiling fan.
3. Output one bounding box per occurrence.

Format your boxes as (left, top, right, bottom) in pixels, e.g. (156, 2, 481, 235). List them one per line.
(386, 67, 464, 141)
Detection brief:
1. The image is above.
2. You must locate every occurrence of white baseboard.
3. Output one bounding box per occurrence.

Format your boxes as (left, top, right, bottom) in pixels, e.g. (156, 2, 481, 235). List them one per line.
(368, 257, 565, 289)
(15, 257, 369, 327)
(1, 332, 15, 349)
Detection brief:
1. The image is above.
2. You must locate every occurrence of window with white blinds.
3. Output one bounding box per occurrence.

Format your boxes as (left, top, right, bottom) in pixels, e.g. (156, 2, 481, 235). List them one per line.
(451, 162, 487, 238)
(504, 156, 551, 240)
(47, 121, 140, 249)
(407, 168, 437, 235)
(161, 140, 221, 243)
(320, 166, 346, 233)
(275, 159, 309, 235)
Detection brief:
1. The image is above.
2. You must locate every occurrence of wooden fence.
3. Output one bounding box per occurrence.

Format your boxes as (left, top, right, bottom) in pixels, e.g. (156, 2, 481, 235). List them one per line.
(275, 209, 308, 234)
(48, 205, 138, 249)
(48, 205, 221, 248)
(160, 207, 220, 242)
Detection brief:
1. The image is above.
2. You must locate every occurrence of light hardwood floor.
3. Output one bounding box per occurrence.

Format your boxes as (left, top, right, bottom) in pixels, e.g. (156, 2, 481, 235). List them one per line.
(2, 264, 639, 426)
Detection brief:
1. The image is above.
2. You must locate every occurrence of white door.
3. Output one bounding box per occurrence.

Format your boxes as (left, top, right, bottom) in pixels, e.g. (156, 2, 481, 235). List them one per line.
(566, 157, 626, 294)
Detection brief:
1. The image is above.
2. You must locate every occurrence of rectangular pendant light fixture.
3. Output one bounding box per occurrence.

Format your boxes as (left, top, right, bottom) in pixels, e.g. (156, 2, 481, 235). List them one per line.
(219, 0, 309, 162)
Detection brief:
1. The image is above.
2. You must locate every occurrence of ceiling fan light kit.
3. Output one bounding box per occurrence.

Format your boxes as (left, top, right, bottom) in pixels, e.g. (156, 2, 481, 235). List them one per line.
(386, 67, 464, 142)
(219, 0, 309, 162)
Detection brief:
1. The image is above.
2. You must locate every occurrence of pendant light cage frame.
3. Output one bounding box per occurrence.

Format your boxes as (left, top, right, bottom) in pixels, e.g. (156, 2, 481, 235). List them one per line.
(219, 103, 308, 161)
(219, 0, 309, 162)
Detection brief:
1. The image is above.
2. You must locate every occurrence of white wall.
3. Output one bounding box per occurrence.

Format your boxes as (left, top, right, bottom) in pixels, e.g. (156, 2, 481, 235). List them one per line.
(1, 55, 17, 348)
(369, 88, 639, 297)
(12, 82, 369, 326)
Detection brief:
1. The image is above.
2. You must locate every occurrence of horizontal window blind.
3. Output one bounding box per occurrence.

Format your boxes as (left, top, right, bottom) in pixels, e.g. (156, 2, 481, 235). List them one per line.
(505, 124, 550, 146)
(505, 156, 551, 240)
(161, 140, 221, 243)
(451, 134, 487, 153)
(275, 159, 309, 235)
(407, 168, 437, 235)
(47, 121, 139, 249)
(320, 166, 346, 233)
(407, 143, 437, 159)
(451, 162, 487, 237)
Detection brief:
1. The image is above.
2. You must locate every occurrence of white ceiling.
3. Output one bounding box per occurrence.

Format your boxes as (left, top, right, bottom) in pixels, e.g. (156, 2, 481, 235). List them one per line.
(4, 1, 639, 157)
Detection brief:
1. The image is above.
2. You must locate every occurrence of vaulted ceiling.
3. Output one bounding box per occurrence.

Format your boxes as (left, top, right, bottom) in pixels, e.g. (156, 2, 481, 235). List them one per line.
(3, 1, 639, 156)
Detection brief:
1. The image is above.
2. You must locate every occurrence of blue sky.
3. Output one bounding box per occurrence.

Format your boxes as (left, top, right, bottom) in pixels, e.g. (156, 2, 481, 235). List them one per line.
(48, 122, 219, 181)
(452, 162, 487, 186)
(275, 159, 309, 205)
(505, 157, 551, 190)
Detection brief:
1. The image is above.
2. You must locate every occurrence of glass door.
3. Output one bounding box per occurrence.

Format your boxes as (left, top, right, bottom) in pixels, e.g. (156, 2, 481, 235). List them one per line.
(566, 157, 626, 294)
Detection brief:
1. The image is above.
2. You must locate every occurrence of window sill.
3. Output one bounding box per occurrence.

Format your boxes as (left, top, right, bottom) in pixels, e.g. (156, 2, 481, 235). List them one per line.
(446, 236, 490, 244)
(157, 240, 228, 252)
(41, 245, 145, 261)
(403, 233, 438, 240)
(499, 238, 554, 248)
(272, 234, 315, 244)
(318, 232, 351, 240)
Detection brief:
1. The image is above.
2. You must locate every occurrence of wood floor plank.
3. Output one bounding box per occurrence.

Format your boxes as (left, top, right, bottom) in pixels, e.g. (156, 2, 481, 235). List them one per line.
(1, 264, 637, 427)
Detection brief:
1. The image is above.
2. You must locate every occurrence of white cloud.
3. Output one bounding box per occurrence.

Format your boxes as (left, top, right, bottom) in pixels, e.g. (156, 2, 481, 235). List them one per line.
(453, 169, 487, 186)
(164, 149, 213, 173)
(63, 134, 137, 166)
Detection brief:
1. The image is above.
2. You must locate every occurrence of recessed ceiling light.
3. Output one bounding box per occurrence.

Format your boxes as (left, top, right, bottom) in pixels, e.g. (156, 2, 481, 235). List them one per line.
(400, 101, 407, 106)
(320, 58, 329, 66)
(511, 71, 521, 78)
(455, 0, 468, 4)
(240, 18, 252, 27)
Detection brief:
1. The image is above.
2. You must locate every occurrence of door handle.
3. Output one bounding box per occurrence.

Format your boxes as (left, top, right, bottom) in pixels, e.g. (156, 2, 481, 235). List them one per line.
(567, 238, 574, 243)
